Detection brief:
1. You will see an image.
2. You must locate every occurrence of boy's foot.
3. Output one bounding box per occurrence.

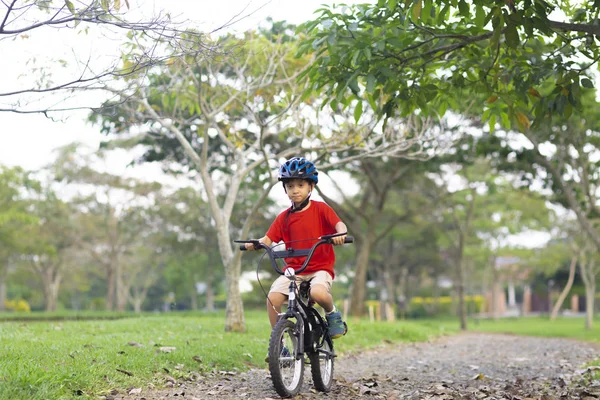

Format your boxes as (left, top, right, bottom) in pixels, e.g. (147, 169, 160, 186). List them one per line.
(265, 346, 291, 362)
(326, 311, 347, 339)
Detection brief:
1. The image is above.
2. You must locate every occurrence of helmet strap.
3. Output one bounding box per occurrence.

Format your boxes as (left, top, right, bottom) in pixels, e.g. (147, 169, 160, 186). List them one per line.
(290, 193, 311, 213)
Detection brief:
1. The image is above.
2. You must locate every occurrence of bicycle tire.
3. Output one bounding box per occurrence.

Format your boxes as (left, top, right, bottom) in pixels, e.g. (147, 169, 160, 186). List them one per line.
(269, 318, 304, 397)
(309, 334, 334, 392)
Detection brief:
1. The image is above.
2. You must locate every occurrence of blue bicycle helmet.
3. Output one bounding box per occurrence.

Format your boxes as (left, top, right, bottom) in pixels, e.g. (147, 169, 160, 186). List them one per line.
(278, 157, 319, 184)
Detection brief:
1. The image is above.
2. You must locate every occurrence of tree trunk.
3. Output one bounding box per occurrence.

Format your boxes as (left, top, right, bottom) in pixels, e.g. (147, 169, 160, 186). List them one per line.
(224, 256, 245, 331)
(550, 256, 577, 321)
(105, 263, 115, 311)
(41, 266, 62, 312)
(455, 247, 468, 330)
(395, 267, 408, 319)
(205, 283, 215, 312)
(204, 269, 215, 312)
(115, 265, 129, 312)
(130, 285, 149, 313)
(488, 256, 499, 319)
(190, 282, 198, 311)
(383, 263, 395, 312)
(579, 257, 596, 330)
(585, 287, 595, 329)
(350, 238, 372, 316)
(0, 261, 8, 311)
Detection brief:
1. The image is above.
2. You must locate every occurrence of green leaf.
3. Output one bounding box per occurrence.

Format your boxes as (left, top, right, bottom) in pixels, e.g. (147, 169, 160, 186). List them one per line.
(65, 0, 75, 14)
(422, 0, 432, 24)
(348, 76, 360, 94)
(501, 112, 511, 130)
(581, 78, 594, 88)
(366, 74, 376, 93)
(475, 5, 485, 27)
(488, 114, 496, 133)
(437, 4, 450, 24)
(491, 14, 504, 46)
(412, 0, 422, 20)
(505, 22, 519, 48)
(354, 100, 363, 123)
(458, 0, 469, 17)
(389, 0, 397, 11)
(564, 102, 573, 118)
(438, 101, 448, 117)
(482, 108, 491, 122)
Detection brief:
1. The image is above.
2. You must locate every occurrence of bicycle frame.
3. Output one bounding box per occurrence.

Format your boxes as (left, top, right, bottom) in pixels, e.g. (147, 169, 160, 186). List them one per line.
(280, 269, 329, 360)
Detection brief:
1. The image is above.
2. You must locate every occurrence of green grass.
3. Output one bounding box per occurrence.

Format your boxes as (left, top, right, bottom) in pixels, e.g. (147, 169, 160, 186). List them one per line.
(0, 310, 149, 322)
(0, 311, 454, 400)
(470, 315, 600, 342)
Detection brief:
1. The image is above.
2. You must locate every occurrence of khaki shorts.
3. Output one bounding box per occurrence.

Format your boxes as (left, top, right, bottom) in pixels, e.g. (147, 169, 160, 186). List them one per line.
(269, 270, 333, 295)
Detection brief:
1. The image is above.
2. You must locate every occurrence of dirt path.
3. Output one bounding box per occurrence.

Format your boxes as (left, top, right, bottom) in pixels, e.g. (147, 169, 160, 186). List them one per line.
(115, 333, 600, 400)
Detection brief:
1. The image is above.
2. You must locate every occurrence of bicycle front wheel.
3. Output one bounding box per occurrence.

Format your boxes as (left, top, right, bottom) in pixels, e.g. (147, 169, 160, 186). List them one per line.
(309, 335, 334, 392)
(268, 318, 304, 397)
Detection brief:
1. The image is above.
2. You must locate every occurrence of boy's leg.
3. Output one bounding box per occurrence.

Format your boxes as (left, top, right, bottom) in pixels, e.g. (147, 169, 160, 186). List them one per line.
(267, 275, 290, 328)
(266, 292, 287, 328)
(306, 271, 334, 312)
(309, 283, 334, 313)
(308, 272, 346, 339)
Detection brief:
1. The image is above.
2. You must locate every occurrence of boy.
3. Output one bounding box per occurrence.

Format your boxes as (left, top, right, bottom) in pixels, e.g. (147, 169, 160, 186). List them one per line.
(245, 156, 348, 344)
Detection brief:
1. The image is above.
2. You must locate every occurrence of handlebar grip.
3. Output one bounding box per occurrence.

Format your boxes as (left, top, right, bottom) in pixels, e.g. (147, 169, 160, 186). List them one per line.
(239, 245, 247, 251)
(345, 236, 354, 243)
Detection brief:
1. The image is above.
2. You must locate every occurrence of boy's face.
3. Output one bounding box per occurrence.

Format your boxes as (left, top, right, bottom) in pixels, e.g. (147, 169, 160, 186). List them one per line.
(284, 179, 313, 205)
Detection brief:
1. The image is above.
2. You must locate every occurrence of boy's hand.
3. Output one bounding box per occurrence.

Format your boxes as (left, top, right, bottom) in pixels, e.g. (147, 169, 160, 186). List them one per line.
(245, 242, 257, 251)
(332, 233, 347, 246)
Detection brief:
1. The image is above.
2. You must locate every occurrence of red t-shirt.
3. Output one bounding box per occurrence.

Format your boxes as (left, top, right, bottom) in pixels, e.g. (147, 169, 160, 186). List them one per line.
(266, 200, 341, 278)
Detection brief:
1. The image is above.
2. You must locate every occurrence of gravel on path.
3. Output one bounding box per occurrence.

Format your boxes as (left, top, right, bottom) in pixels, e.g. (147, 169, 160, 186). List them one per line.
(113, 332, 600, 400)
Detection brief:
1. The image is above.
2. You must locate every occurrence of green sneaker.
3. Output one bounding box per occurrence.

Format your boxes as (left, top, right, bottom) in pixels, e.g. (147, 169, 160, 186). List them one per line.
(326, 311, 347, 339)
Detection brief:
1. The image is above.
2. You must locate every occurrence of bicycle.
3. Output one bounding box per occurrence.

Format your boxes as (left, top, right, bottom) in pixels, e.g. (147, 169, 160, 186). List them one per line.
(235, 232, 354, 398)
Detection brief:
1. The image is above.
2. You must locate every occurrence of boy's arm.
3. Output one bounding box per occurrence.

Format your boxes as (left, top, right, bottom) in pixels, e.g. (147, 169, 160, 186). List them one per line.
(244, 235, 273, 250)
(332, 221, 347, 245)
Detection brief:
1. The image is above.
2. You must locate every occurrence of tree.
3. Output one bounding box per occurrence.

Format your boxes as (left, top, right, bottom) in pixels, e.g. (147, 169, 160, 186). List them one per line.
(434, 157, 552, 329)
(550, 256, 577, 321)
(154, 187, 221, 311)
(1, 0, 221, 114)
(299, 1, 600, 128)
(20, 190, 78, 311)
(0, 166, 39, 310)
(49, 143, 163, 311)
(317, 156, 442, 316)
(93, 23, 440, 331)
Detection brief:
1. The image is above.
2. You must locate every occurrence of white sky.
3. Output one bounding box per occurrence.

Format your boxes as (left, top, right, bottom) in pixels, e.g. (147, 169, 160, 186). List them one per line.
(0, 0, 368, 173)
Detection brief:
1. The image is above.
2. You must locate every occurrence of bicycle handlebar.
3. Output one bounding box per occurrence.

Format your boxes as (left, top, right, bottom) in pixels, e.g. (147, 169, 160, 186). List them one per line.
(235, 232, 354, 275)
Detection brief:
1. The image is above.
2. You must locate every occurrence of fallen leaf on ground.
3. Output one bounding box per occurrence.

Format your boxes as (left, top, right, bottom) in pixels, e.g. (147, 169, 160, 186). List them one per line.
(157, 346, 176, 353)
(116, 368, 133, 376)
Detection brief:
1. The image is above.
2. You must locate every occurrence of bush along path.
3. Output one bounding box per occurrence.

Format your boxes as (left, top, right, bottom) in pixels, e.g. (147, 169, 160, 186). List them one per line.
(116, 332, 600, 400)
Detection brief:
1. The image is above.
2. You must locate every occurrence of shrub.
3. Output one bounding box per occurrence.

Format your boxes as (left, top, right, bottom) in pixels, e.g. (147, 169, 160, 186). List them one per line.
(407, 295, 485, 318)
(5, 299, 32, 312)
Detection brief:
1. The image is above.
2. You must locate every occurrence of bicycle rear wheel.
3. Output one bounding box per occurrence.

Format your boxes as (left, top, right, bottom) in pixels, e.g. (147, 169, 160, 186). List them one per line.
(269, 319, 304, 397)
(309, 335, 334, 392)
